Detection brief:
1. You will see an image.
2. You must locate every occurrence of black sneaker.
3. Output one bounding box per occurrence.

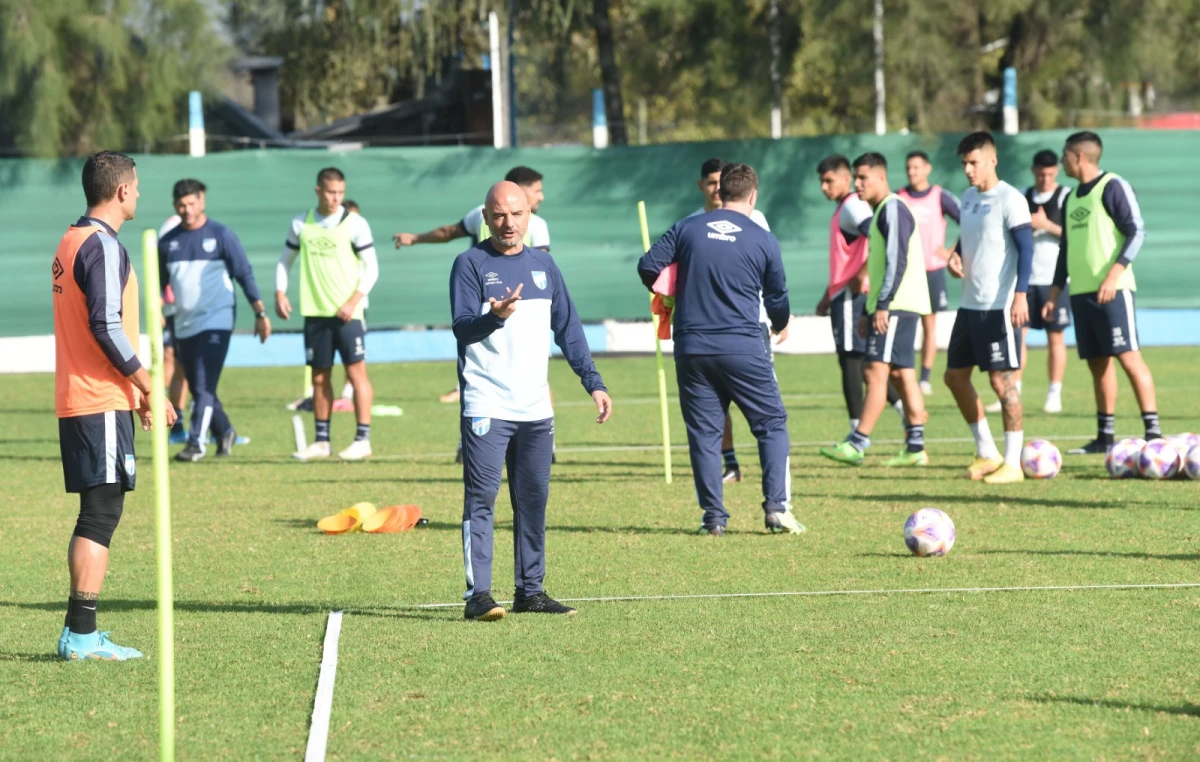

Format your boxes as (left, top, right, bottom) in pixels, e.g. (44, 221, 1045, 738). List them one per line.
(174, 444, 204, 462)
(215, 429, 237, 457)
(511, 592, 576, 616)
(463, 592, 506, 621)
(696, 525, 725, 536)
(722, 466, 742, 483)
(1145, 432, 1164, 442)
(1067, 438, 1112, 455)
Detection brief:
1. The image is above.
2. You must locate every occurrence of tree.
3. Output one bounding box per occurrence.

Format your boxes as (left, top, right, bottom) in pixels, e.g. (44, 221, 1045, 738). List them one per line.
(0, 0, 224, 157)
(592, 0, 627, 145)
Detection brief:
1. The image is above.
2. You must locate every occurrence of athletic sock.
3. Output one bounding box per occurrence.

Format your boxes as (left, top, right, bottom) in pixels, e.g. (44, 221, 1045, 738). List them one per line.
(847, 429, 870, 452)
(920, 366, 931, 384)
(355, 423, 370, 442)
(315, 418, 331, 443)
(969, 418, 1000, 459)
(66, 594, 97, 635)
(905, 424, 925, 453)
(341, 382, 354, 401)
(848, 418, 860, 434)
(1003, 430, 1024, 468)
(1141, 411, 1162, 439)
(721, 448, 738, 469)
(1047, 382, 1063, 395)
(1097, 413, 1116, 445)
(1015, 380, 1023, 396)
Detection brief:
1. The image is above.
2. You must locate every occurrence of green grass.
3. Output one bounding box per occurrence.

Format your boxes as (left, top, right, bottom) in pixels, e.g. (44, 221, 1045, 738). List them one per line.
(1, 348, 1198, 760)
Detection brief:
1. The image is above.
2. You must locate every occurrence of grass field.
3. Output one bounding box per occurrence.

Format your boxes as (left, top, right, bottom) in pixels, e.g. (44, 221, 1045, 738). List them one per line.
(1, 347, 1198, 760)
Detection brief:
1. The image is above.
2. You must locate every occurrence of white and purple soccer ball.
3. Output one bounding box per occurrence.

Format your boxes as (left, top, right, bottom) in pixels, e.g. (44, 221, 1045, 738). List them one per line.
(1169, 432, 1200, 454)
(1183, 445, 1200, 480)
(1105, 437, 1146, 479)
(903, 508, 956, 558)
(1139, 439, 1180, 480)
(1021, 439, 1062, 479)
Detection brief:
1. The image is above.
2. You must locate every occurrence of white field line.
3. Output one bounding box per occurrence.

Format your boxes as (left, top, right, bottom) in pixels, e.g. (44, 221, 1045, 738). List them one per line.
(405, 583, 1200, 610)
(305, 611, 344, 762)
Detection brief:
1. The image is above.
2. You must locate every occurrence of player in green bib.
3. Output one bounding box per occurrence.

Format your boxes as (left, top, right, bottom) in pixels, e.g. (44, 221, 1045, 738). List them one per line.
(1045, 131, 1163, 454)
(275, 167, 380, 462)
(820, 153, 930, 467)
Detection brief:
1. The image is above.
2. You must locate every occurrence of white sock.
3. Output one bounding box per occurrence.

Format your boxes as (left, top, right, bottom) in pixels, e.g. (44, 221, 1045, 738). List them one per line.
(341, 382, 354, 400)
(1003, 430, 1024, 468)
(892, 399, 904, 416)
(969, 418, 1000, 459)
(1015, 380, 1023, 395)
(849, 418, 860, 433)
(1047, 382, 1062, 395)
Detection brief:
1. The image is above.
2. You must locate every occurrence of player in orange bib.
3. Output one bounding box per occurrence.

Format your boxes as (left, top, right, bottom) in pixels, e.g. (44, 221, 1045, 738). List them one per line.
(52, 151, 177, 661)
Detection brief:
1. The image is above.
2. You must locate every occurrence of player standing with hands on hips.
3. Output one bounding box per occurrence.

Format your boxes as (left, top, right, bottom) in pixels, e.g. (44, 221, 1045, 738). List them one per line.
(53, 151, 178, 660)
(638, 163, 804, 537)
(452, 181, 612, 621)
(1049, 131, 1162, 453)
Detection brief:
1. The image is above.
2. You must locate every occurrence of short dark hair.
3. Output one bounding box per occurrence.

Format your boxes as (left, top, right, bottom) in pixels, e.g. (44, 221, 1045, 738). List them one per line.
(1065, 131, 1103, 160)
(316, 167, 345, 186)
(504, 166, 543, 186)
(343, 199, 360, 213)
(700, 158, 726, 178)
(851, 152, 888, 171)
(172, 178, 206, 202)
(816, 154, 850, 175)
(1032, 150, 1058, 168)
(957, 131, 996, 156)
(82, 151, 137, 207)
(718, 163, 757, 202)
(906, 150, 931, 164)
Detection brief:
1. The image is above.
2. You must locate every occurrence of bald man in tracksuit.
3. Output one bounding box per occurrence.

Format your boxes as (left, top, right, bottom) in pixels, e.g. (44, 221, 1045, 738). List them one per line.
(637, 163, 805, 537)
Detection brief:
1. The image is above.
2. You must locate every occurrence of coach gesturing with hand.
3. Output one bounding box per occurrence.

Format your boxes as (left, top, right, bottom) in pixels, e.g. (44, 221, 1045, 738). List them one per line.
(451, 181, 612, 622)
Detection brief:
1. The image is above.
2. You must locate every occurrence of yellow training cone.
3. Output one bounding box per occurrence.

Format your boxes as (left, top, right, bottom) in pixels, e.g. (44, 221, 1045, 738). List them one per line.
(339, 502, 377, 523)
(317, 514, 359, 535)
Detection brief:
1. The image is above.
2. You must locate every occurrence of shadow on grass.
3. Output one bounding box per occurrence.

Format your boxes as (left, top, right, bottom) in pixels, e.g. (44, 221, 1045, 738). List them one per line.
(808, 492, 1178, 510)
(1030, 694, 1200, 717)
(0, 599, 458, 623)
(979, 549, 1200, 561)
(0, 653, 60, 663)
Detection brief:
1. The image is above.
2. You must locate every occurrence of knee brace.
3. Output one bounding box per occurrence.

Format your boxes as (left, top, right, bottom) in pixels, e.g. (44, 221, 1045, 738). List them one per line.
(73, 482, 125, 548)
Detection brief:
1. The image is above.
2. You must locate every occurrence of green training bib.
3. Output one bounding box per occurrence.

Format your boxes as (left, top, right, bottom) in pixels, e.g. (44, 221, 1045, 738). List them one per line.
(299, 209, 364, 319)
(867, 194, 931, 315)
(1063, 173, 1136, 295)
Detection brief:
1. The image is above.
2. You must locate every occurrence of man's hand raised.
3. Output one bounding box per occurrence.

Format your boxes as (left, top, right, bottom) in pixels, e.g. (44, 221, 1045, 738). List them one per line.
(489, 284, 523, 319)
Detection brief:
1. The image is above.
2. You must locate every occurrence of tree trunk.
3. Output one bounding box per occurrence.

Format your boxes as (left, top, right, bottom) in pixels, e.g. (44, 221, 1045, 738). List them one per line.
(592, 0, 627, 145)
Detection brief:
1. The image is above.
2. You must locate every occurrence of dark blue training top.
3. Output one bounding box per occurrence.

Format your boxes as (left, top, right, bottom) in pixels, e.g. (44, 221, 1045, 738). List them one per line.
(159, 219, 260, 340)
(637, 208, 790, 356)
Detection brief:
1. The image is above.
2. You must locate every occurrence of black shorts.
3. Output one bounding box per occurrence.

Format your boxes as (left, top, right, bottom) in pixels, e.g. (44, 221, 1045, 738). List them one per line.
(59, 411, 137, 494)
(1027, 285, 1071, 332)
(163, 316, 175, 349)
(304, 317, 367, 368)
(926, 268, 950, 313)
(947, 308, 1021, 372)
(865, 310, 920, 368)
(830, 288, 868, 355)
(1071, 290, 1139, 360)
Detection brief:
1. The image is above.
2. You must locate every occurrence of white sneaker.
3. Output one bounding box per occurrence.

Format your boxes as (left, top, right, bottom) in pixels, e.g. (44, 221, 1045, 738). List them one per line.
(338, 439, 372, 461)
(919, 380, 934, 396)
(292, 441, 331, 462)
(984, 399, 1003, 413)
(1043, 394, 1063, 414)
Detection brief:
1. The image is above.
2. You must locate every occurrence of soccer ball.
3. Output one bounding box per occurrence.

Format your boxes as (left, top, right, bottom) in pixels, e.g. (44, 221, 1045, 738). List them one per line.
(1168, 433, 1200, 460)
(1105, 438, 1145, 479)
(1020, 439, 1062, 479)
(1139, 439, 1180, 480)
(1182, 445, 1200, 480)
(903, 508, 956, 557)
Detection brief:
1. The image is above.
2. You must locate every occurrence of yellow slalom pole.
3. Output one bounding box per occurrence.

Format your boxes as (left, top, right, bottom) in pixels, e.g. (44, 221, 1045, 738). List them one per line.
(638, 201, 672, 484)
(142, 230, 175, 762)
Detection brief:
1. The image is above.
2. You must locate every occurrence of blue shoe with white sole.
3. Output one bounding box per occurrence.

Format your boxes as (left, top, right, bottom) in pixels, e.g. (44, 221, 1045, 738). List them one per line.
(57, 627, 70, 660)
(60, 629, 143, 661)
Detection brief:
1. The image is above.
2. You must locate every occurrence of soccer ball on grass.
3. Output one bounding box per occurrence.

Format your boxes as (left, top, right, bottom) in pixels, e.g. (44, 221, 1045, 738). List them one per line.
(903, 508, 956, 557)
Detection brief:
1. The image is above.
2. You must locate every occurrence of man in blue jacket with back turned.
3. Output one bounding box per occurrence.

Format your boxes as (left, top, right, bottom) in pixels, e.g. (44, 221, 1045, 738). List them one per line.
(638, 163, 805, 537)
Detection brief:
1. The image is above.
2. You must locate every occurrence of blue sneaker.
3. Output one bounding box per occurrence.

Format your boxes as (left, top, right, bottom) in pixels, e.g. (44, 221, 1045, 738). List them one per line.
(57, 627, 70, 659)
(60, 629, 143, 661)
(168, 428, 189, 445)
